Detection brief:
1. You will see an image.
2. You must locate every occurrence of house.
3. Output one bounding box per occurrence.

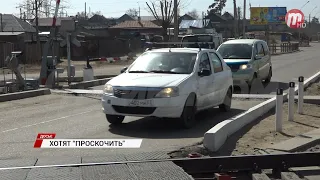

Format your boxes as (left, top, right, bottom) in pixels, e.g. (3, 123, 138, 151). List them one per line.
(108, 19, 162, 37)
(79, 14, 111, 37)
(33, 17, 74, 32)
(0, 14, 36, 43)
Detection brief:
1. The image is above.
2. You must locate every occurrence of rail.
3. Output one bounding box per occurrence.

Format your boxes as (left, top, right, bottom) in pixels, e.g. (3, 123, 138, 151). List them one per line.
(268, 42, 300, 55)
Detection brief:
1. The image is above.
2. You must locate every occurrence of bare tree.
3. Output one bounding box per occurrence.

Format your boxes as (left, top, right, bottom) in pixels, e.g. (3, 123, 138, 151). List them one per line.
(126, 8, 139, 18)
(17, 0, 69, 18)
(186, 9, 199, 19)
(146, 0, 180, 41)
(208, 0, 227, 15)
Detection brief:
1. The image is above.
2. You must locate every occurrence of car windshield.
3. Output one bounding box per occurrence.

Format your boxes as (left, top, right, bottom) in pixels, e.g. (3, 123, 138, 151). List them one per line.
(128, 52, 197, 74)
(217, 43, 253, 59)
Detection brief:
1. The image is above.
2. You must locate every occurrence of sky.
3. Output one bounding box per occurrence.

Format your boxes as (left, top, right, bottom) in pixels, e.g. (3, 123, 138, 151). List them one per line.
(2, 0, 320, 19)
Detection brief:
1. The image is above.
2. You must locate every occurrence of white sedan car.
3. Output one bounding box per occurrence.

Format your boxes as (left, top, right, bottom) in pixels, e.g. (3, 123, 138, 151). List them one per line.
(102, 48, 233, 128)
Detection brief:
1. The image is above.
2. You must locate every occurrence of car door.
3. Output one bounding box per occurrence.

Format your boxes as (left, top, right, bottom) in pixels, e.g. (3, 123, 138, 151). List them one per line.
(255, 42, 269, 79)
(262, 41, 272, 77)
(209, 51, 227, 104)
(197, 52, 215, 109)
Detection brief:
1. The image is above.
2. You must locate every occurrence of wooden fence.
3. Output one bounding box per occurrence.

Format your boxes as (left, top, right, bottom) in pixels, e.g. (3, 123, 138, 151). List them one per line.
(0, 42, 14, 68)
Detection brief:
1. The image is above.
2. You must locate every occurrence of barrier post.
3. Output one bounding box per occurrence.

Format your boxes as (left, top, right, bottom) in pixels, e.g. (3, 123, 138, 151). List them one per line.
(276, 88, 283, 132)
(288, 82, 295, 121)
(298, 76, 304, 114)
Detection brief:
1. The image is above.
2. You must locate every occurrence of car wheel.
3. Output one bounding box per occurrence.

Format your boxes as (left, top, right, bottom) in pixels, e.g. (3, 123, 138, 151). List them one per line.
(219, 88, 232, 112)
(106, 115, 125, 125)
(264, 68, 272, 84)
(178, 94, 197, 129)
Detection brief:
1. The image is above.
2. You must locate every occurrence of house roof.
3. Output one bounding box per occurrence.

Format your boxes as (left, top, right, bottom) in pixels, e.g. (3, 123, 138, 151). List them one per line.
(179, 20, 209, 29)
(222, 12, 234, 20)
(0, 14, 36, 32)
(110, 20, 161, 29)
(34, 17, 74, 27)
(135, 16, 175, 23)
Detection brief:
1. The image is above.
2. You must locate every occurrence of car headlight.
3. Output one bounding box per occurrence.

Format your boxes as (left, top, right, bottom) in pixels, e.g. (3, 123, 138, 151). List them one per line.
(103, 84, 113, 95)
(240, 64, 252, 70)
(155, 87, 179, 98)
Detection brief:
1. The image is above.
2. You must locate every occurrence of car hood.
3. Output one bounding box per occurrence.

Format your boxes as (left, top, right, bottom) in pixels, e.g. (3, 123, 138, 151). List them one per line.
(224, 59, 250, 64)
(108, 73, 190, 87)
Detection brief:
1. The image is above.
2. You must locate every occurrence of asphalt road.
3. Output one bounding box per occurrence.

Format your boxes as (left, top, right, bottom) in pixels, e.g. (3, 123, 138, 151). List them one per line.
(0, 94, 263, 159)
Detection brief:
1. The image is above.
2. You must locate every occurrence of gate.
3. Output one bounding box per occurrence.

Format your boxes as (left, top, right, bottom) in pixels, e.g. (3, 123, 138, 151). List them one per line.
(0, 42, 14, 68)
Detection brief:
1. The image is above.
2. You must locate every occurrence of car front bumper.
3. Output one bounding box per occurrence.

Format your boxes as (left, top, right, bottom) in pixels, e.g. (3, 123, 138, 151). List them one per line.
(101, 94, 189, 118)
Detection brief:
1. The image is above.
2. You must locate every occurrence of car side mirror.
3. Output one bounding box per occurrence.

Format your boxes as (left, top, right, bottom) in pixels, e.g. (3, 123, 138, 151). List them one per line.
(198, 68, 211, 77)
(120, 67, 128, 73)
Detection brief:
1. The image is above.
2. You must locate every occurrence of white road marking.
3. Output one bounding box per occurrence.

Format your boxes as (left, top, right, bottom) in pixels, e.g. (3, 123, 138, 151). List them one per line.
(1, 110, 96, 133)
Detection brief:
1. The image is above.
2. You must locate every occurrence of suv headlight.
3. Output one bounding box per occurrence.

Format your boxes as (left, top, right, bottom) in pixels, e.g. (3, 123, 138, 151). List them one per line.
(155, 87, 179, 98)
(240, 64, 252, 70)
(103, 84, 113, 95)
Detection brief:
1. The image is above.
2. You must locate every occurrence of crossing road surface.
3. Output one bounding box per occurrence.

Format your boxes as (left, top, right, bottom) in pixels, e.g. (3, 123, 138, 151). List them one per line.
(0, 94, 263, 159)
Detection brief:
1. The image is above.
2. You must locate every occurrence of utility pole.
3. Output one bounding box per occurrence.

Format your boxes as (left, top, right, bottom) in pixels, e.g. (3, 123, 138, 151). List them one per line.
(233, 0, 238, 38)
(173, 0, 178, 41)
(242, 0, 246, 37)
(85, 2, 87, 19)
(35, 0, 40, 47)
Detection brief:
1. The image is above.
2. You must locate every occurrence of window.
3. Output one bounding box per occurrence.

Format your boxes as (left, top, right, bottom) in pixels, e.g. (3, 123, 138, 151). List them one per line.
(217, 44, 253, 59)
(262, 42, 269, 55)
(128, 52, 197, 74)
(209, 52, 223, 73)
(256, 43, 265, 56)
(199, 53, 211, 73)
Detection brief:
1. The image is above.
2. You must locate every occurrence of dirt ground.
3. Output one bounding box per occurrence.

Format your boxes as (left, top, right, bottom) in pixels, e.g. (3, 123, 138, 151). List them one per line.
(305, 81, 320, 95)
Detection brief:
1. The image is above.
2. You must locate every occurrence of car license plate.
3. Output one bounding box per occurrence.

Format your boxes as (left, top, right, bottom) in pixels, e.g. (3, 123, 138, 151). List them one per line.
(128, 99, 153, 106)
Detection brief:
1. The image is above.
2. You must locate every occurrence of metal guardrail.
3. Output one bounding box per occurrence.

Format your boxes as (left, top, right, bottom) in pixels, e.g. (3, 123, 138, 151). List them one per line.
(269, 43, 300, 55)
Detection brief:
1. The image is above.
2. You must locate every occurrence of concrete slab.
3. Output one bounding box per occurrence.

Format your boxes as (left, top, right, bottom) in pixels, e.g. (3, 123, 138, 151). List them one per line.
(68, 78, 111, 89)
(0, 89, 51, 102)
(127, 161, 194, 180)
(268, 128, 320, 152)
(0, 169, 30, 180)
(81, 164, 136, 180)
(25, 167, 81, 180)
(0, 158, 37, 168)
(82, 155, 127, 164)
(35, 157, 81, 166)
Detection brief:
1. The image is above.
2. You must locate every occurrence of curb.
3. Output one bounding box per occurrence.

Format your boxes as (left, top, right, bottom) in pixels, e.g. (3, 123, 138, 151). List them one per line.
(57, 75, 116, 82)
(0, 89, 51, 102)
(203, 70, 320, 152)
(271, 50, 301, 56)
(68, 78, 112, 89)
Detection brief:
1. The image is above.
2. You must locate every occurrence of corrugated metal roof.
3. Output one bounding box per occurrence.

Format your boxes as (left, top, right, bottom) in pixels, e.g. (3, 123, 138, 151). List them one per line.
(0, 32, 24, 36)
(179, 20, 209, 29)
(0, 14, 36, 32)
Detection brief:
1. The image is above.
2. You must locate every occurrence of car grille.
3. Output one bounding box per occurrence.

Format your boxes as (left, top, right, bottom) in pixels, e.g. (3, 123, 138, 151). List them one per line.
(113, 87, 162, 99)
(112, 106, 156, 115)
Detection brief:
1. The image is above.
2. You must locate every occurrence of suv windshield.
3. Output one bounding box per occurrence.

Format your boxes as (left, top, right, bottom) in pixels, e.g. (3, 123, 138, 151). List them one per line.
(217, 43, 253, 59)
(182, 35, 213, 48)
(128, 52, 197, 74)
